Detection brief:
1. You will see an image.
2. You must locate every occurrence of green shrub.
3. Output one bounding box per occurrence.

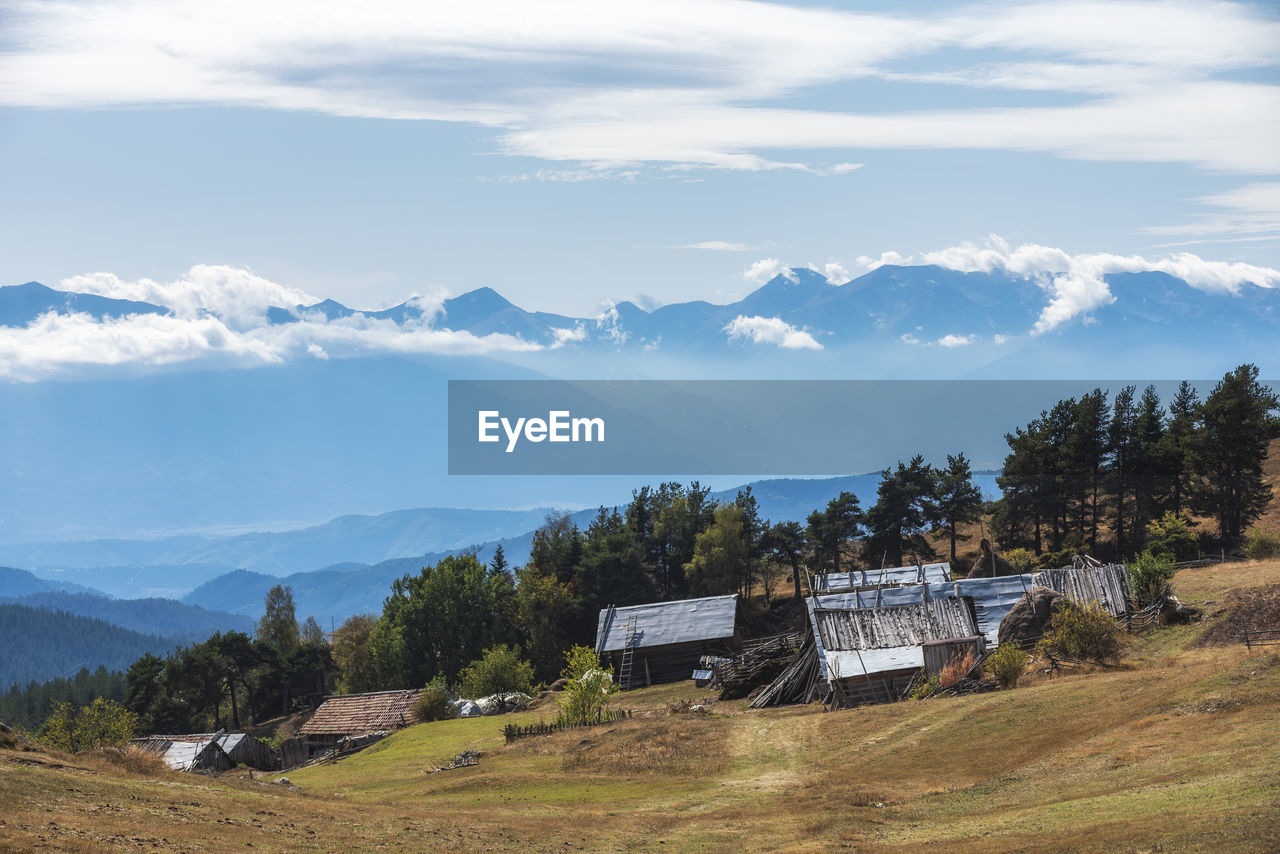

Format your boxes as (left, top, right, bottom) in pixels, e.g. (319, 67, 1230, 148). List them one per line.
(1128, 549, 1176, 607)
(458, 644, 535, 699)
(413, 676, 453, 723)
(1245, 528, 1280, 561)
(1036, 600, 1120, 664)
(1004, 548, 1036, 573)
(39, 698, 137, 753)
(908, 672, 940, 700)
(556, 645, 618, 726)
(1144, 512, 1199, 561)
(986, 643, 1030, 689)
(1037, 548, 1077, 569)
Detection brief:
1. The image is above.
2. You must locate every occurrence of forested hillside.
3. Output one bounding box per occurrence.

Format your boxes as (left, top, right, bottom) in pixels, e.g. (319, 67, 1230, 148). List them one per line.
(0, 605, 181, 688)
(0, 592, 253, 641)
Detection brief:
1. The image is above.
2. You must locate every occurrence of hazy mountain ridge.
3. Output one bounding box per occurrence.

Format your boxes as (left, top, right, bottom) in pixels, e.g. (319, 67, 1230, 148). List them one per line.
(0, 604, 182, 688)
(0, 591, 253, 642)
(6, 265, 1276, 353)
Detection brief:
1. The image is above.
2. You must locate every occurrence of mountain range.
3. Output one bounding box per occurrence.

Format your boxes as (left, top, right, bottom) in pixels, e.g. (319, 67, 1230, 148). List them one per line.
(5, 264, 1278, 358)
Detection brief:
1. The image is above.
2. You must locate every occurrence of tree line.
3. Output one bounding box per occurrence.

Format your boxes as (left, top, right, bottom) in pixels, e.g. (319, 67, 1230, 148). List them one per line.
(992, 365, 1279, 561)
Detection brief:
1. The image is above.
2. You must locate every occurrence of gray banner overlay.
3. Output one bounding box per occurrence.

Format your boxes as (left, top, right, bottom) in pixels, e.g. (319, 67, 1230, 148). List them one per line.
(448, 379, 1221, 475)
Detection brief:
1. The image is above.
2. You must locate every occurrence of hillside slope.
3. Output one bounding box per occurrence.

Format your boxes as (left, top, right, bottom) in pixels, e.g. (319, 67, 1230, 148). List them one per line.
(0, 591, 253, 642)
(3, 561, 1278, 851)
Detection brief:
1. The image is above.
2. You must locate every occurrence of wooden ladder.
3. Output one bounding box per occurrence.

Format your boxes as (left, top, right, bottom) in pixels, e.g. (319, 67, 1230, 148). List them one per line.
(618, 614, 639, 690)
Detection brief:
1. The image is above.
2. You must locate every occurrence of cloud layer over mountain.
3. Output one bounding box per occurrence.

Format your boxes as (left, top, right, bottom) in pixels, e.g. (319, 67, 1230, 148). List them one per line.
(1, 240, 1276, 379)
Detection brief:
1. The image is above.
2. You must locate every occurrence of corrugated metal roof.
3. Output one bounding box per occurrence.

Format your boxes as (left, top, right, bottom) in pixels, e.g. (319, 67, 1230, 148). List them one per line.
(814, 562, 952, 591)
(595, 594, 739, 653)
(132, 736, 231, 772)
(298, 689, 422, 736)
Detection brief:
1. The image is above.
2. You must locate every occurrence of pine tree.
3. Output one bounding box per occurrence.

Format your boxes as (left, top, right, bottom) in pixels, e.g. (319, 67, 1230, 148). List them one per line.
(936, 452, 984, 562)
(1193, 364, 1280, 544)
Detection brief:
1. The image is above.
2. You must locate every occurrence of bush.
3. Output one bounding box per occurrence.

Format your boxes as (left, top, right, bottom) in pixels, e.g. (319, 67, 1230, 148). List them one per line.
(39, 698, 137, 753)
(1128, 549, 1176, 607)
(908, 672, 939, 700)
(458, 644, 535, 699)
(413, 676, 453, 723)
(1036, 600, 1120, 664)
(1245, 528, 1280, 561)
(986, 643, 1030, 688)
(556, 645, 618, 726)
(1145, 512, 1199, 562)
(1004, 548, 1036, 573)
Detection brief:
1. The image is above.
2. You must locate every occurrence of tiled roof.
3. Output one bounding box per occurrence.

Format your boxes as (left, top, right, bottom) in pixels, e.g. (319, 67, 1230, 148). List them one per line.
(298, 689, 422, 736)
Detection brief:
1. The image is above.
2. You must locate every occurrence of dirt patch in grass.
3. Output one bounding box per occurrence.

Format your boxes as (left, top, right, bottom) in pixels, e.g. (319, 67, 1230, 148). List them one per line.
(1196, 583, 1280, 646)
(561, 714, 729, 776)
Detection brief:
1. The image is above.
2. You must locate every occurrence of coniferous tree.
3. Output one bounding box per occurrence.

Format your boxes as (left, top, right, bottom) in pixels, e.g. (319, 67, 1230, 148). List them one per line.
(1163, 381, 1201, 516)
(763, 520, 808, 599)
(935, 452, 985, 562)
(1193, 364, 1280, 544)
(865, 456, 939, 568)
(1108, 386, 1138, 557)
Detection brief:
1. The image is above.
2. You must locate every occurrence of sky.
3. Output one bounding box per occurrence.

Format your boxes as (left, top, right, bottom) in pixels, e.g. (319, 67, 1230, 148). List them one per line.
(2, 0, 1279, 319)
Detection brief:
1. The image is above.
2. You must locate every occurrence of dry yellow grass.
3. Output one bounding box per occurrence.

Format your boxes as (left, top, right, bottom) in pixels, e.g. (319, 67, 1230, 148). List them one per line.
(3, 563, 1280, 852)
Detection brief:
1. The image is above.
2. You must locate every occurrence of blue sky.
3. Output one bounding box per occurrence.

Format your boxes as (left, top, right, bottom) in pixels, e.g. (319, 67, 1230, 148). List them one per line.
(2, 0, 1278, 322)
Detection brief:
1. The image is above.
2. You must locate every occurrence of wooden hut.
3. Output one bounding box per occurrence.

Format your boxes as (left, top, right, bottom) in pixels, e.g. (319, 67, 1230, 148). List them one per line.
(596, 594, 743, 688)
(290, 689, 422, 765)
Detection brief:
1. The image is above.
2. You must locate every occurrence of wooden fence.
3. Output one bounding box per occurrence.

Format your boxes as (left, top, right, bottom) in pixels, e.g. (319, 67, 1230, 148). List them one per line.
(503, 709, 632, 743)
(1244, 629, 1280, 649)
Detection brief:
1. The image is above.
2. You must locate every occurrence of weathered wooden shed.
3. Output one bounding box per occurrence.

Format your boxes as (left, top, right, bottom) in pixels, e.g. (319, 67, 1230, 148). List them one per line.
(131, 734, 233, 772)
(213, 733, 279, 770)
(596, 594, 743, 688)
(812, 597, 981, 708)
(289, 689, 422, 765)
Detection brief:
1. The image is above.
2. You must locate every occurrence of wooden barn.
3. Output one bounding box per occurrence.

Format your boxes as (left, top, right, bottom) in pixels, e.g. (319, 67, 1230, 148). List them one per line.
(289, 689, 422, 766)
(596, 594, 743, 688)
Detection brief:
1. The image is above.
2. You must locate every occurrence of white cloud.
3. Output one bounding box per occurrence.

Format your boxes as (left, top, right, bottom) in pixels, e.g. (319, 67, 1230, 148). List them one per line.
(936, 333, 976, 348)
(674, 241, 756, 251)
(549, 323, 588, 349)
(2, 1, 1277, 174)
(743, 258, 783, 285)
(1143, 181, 1280, 243)
(594, 301, 629, 346)
(855, 251, 909, 271)
(723, 315, 822, 350)
(900, 333, 920, 345)
(60, 265, 317, 330)
(993, 334, 1008, 345)
(817, 262, 852, 285)
(0, 266, 546, 380)
(829, 163, 864, 175)
(886, 236, 1280, 333)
